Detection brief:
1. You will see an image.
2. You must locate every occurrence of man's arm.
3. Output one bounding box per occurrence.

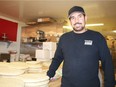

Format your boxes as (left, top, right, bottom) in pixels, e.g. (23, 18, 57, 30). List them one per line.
(47, 38, 64, 78)
(98, 34, 115, 87)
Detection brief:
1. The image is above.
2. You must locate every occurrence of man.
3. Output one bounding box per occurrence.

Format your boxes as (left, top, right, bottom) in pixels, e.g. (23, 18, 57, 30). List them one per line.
(47, 6, 115, 87)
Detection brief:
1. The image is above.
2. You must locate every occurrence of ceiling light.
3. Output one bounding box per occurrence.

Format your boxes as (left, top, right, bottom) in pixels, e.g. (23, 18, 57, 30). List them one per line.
(63, 26, 73, 29)
(63, 23, 104, 29)
(112, 30, 116, 33)
(86, 23, 104, 27)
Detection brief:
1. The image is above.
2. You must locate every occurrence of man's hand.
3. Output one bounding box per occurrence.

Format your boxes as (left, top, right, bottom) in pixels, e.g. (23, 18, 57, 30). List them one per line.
(49, 77, 57, 82)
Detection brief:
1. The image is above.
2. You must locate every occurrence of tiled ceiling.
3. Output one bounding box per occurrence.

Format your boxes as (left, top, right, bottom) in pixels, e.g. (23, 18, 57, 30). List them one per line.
(0, 0, 116, 36)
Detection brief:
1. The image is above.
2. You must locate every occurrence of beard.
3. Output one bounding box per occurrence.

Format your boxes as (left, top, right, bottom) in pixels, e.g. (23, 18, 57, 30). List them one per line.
(72, 22, 85, 32)
(73, 26, 85, 32)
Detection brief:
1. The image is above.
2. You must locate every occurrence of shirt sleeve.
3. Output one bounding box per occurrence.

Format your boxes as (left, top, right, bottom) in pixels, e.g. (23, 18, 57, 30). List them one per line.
(98, 34, 115, 87)
(47, 37, 64, 78)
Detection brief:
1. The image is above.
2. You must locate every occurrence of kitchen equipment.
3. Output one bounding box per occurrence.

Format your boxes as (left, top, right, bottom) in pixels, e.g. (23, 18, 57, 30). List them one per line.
(1, 33, 7, 41)
(36, 30, 47, 42)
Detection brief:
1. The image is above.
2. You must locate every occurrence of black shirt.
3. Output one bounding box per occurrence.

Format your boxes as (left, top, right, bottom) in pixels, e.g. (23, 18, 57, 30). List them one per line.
(47, 30, 115, 87)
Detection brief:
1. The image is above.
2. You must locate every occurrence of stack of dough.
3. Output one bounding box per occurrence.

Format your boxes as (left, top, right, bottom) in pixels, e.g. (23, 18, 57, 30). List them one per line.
(9, 62, 29, 73)
(0, 62, 25, 78)
(0, 62, 10, 68)
(26, 61, 42, 73)
(0, 77, 24, 87)
(0, 67, 25, 78)
(42, 60, 51, 67)
(41, 60, 52, 72)
(18, 73, 49, 87)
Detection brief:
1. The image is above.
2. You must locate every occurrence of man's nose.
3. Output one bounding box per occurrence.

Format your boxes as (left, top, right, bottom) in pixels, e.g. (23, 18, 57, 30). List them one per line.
(74, 17, 79, 22)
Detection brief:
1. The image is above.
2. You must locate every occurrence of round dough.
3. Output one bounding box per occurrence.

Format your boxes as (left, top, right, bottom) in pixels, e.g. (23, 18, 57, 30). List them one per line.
(26, 61, 40, 65)
(0, 68, 25, 76)
(9, 62, 28, 70)
(0, 77, 24, 87)
(19, 73, 49, 82)
(25, 80, 49, 86)
(0, 62, 10, 68)
(27, 64, 42, 69)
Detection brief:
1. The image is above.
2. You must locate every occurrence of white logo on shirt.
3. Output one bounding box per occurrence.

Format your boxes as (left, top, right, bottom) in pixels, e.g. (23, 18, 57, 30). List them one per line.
(84, 40, 93, 45)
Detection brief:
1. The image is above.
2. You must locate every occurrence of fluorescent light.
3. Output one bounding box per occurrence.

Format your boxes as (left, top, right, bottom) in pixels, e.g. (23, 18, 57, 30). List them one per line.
(86, 23, 104, 27)
(63, 26, 73, 29)
(112, 30, 116, 33)
(63, 23, 104, 29)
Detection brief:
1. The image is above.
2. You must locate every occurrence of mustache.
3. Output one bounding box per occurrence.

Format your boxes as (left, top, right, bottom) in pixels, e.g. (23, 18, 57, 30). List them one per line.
(74, 22, 82, 25)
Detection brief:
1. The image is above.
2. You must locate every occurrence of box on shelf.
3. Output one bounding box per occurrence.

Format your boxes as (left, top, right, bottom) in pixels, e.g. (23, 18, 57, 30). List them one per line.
(49, 50, 55, 59)
(35, 50, 50, 59)
(43, 42, 56, 51)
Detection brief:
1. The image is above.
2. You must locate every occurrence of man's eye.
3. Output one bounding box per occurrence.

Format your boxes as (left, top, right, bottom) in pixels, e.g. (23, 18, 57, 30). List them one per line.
(70, 17, 75, 20)
(78, 14, 83, 18)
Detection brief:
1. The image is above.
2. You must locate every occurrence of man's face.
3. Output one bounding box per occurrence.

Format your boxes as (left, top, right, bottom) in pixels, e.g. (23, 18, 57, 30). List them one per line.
(69, 12, 87, 32)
